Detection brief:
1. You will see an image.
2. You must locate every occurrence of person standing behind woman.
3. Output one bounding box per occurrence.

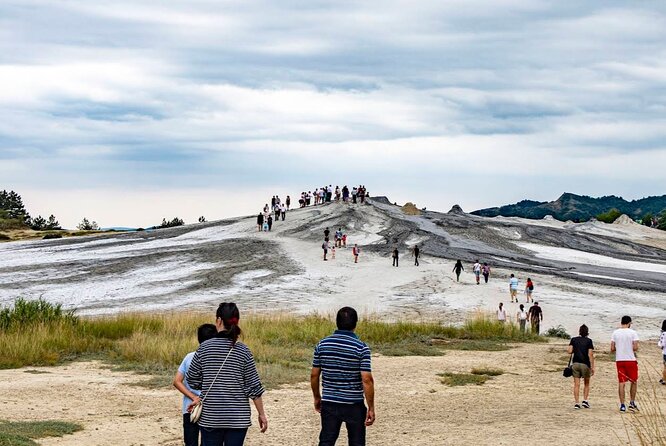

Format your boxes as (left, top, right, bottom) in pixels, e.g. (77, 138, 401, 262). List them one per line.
(453, 260, 464, 282)
(497, 303, 507, 323)
(568, 324, 595, 409)
(187, 303, 268, 445)
(481, 262, 491, 283)
(516, 304, 528, 333)
(658, 320, 666, 385)
(473, 260, 481, 284)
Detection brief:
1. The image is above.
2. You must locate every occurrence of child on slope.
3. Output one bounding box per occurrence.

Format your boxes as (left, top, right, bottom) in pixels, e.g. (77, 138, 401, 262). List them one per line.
(173, 323, 218, 446)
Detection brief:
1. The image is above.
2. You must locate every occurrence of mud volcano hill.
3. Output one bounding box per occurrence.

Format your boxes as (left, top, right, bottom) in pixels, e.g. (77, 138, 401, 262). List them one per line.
(1, 195, 666, 317)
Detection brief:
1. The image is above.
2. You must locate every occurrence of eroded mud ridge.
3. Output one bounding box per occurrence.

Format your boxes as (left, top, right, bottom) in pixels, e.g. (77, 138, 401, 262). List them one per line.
(1, 197, 665, 336)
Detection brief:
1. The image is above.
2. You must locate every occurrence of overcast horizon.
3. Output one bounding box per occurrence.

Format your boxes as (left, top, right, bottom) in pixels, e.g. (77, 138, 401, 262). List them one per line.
(2, 1, 665, 228)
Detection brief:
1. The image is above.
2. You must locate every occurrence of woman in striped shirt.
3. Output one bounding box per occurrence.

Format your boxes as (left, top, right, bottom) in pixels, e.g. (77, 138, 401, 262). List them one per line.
(187, 303, 268, 445)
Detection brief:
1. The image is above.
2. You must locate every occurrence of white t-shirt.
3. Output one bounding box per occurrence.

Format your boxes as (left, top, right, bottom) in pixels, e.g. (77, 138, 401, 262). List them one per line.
(497, 309, 506, 321)
(517, 310, 527, 321)
(509, 277, 519, 290)
(658, 332, 666, 355)
(473, 263, 481, 273)
(611, 327, 639, 361)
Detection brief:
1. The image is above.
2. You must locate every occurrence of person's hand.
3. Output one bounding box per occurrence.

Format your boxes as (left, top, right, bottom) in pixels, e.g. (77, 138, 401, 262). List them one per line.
(313, 396, 322, 413)
(591, 367, 595, 377)
(258, 413, 268, 433)
(187, 396, 201, 413)
(365, 408, 375, 426)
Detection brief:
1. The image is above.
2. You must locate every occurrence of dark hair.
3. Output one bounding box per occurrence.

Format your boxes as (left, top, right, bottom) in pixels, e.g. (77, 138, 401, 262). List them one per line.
(216, 302, 242, 344)
(527, 277, 531, 281)
(621, 315, 632, 325)
(519, 304, 524, 310)
(662, 319, 666, 332)
(579, 324, 589, 337)
(198, 323, 218, 344)
(510, 273, 514, 277)
(336, 307, 358, 331)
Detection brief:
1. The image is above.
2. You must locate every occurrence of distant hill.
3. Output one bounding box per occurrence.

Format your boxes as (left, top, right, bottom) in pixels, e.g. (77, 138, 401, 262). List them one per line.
(471, 193, 666, 222)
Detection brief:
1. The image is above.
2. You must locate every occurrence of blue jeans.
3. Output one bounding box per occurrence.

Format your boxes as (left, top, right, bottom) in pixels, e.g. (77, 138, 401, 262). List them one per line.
(319, 401, 366, 446)
(183, 414, 199, 446)
(200, 427, 248, 446)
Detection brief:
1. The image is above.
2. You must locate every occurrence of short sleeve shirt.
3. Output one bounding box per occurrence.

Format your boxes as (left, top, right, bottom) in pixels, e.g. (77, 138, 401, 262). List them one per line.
(509, 278, 519, 290)
(611, 328, 639, 361)
(178, 352, 200, 414)
(569, 336, 594, 367)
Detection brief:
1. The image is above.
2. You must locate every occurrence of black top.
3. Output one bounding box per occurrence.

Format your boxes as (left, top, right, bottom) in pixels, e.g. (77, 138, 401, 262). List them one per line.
(569, 336, 594, 367)
(414, 247, 420, 257)
(528, 305, 542, 320)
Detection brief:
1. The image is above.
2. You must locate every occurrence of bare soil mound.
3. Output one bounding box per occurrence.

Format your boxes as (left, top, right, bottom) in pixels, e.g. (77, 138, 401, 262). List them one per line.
(401, 202, 421, 215)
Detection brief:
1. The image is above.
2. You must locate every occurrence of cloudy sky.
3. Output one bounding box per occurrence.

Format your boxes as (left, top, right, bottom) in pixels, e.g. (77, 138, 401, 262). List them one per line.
(1, 1, 665, 228)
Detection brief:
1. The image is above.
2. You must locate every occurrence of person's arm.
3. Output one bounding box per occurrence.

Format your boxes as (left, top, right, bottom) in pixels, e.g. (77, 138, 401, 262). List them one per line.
(566, 345, 573, 354)
(186, 351, 203, 391)
(173, 371, 200, 403)
(310, 367, 322, 413)
(252, 396, 268, 433)
(633, 340, 639, 352)
(362, 371, 375, 426)
(589, 349, 595, 376)
(610, 340, 616, 353)
(540, 309, 543, 321)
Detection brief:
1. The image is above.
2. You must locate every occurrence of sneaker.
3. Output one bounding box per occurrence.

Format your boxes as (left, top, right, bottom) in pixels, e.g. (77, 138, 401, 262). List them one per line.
(660, 379, 666, 385)
(574, 404, 581, 410)
(629, 402, 639, 412)
(582, 401, 590, 409)
(620, 404, 626, 413)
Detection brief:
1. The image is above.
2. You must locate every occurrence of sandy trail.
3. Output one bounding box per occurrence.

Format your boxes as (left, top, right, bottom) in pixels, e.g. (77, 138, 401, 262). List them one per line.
(3, 342, 664, 445)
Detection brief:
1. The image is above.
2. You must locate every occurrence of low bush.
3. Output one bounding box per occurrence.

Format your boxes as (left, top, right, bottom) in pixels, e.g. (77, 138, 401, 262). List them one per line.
(0, 420, 82, 445)
(439, 372, 489, 386)
(545, 325, 570, 339)
(471, 367, 504, 376)
(0, 234, 10, 241)
(42, 233, 62, 240)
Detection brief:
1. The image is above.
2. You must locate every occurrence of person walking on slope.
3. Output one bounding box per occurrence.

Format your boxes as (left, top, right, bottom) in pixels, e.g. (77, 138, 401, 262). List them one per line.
(392, 248, 399, 267)
(658, 320, 666, 385)
(322, 239, 330, 261)
(509, 274, 519, 303)
(528, 301, 543, 335)
(473, 260, 481, 284)
(413, 245, 420, 266)
(267, 215, 273, 231)
(497, 303, 507, 324)
(286, 196, 291, 211)
(525, 278, 534, 303)
(352, 244, 360, 263)
(481, 262, 491, 283)
(257, 213, 264, 232)
(324, 227, 330, 240)
(568, 324, 595, 410)
(453, 260, 464, 282)
(311, 307, 375, 446)
(611, 316, 640, 412)
(517, 304, 528, 333)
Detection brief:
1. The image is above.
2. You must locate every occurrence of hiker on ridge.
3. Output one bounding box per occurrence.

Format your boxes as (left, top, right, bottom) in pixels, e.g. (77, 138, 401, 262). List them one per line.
(453, 260, 464, 282)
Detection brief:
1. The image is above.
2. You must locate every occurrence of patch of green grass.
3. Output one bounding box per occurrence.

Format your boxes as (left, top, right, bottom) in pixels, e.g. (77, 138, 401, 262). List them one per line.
(0, 420, 82, 445)
(432, 339, 510, 351)
(439, 372, 489, 386)
(471, 367, 504, 376)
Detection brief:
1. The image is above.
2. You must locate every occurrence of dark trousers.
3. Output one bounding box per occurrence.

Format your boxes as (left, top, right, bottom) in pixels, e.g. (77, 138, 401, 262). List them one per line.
(483, 273, 489, 283)
(200, 427, 248, 446)
(319, 401, 366, 446)
(392, 257, 398, 267)
(183, 414, 199, 446)
(414, 256, 419, 266)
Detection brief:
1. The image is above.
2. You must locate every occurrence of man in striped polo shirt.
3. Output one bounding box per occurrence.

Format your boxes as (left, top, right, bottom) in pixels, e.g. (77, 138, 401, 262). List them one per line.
(311, 307, 375, 446)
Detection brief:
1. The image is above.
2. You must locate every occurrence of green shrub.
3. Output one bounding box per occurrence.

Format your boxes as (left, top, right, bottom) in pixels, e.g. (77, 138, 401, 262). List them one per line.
(545, 325, 570, 339)
(0, 234, 10, 241)
(439, 372, 489, 386)
(0, 298, 77, 331)
(596, 208, 622, 223)
(42, 233, 62, 240)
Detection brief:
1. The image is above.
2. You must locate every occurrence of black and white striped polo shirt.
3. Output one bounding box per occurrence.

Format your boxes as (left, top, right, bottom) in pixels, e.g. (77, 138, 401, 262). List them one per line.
(186, 334, 264, 429)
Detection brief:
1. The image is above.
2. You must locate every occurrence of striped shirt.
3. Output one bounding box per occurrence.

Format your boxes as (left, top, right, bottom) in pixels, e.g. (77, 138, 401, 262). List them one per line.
(186, 335, 264, 429)
(312, 330, 371, 404)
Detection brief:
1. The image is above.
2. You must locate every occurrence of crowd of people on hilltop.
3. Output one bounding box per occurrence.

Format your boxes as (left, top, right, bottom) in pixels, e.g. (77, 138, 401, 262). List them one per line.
(256, 195, 290, 232)
(299, 185, 369, 208)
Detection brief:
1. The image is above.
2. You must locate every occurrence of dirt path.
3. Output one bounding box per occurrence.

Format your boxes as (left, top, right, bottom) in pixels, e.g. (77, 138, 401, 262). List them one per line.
(2, 342, 663, 445)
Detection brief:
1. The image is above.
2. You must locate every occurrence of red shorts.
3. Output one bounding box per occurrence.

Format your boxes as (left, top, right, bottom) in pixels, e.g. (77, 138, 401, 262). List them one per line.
(616, 361, 639, 383)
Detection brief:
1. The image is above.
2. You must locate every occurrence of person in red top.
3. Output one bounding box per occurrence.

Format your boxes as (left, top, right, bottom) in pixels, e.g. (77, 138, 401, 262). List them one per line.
(352, 244, 360, 263)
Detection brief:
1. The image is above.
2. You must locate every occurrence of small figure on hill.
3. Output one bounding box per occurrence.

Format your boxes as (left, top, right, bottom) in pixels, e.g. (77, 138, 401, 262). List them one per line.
(342, 233, 347, 248)
(335, 186, 340, 202)
(342, 185, 349, 202)
(263, 220, 269, 232)
(517, 304, 527, 333)
(264, 203, 269, 214)
(525, 278, 534, 303)
(311, 307, 375, 445)
(257, 213, 264, 232)
(473, 260, 481, 284)
(392, 248, 399, 267)
(657, 319, 666, 386)
(327, 185, 333, 202)
(286, 195, 291, 210)
(281, 203, 286, 221)
(353, 244, 360, 263)
(568, 324, 595, 410)
(528, 301, 542, 335)
(267, 215, 273, 231)
(413, 245, 420, 266)
(453, 260, 464, 282)
(324, 227, 330, 240)
(335, 228, 343, 247)
(352, 187, 358, 204)
(611, 316, 640, 413)
(481, 262, 491, 283)
(509, 274, 519, 303)
(331, 245, 336, 260)
(271, 196, 276, 209)
(322, 239, 330, 261)
(173, 323, 218, 446)
(497, 303, 506, 324)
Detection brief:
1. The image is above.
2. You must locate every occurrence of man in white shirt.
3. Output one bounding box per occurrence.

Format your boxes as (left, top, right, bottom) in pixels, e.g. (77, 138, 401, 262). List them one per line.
(610, 315, 640, 412)
(509, 274, 519, 303)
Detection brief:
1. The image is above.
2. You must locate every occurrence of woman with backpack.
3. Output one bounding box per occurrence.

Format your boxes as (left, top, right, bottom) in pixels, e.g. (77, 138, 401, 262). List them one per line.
(525, 278, 535, 303)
